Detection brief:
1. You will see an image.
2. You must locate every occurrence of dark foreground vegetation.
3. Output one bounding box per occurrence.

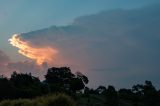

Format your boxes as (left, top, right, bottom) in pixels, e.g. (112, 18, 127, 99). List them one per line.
(0, 94, 75, 106)
(0, 67, 160, 106)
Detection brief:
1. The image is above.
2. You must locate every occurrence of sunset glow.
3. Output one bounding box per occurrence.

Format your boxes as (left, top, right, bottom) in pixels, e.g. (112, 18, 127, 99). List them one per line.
(0, 0, 159, 89)
(9, 34, 58, 65)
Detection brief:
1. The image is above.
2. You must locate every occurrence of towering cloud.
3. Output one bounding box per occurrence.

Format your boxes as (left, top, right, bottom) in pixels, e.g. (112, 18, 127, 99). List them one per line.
(9, 4, 160, 87)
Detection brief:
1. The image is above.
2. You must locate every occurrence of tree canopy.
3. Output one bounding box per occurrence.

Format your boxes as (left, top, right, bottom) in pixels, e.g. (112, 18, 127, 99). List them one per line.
(45, 67, 89, 93)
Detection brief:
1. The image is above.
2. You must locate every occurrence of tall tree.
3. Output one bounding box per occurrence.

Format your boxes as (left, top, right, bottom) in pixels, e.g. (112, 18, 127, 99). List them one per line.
(105, 85, 118, 106)
(44, 67, 88, 93)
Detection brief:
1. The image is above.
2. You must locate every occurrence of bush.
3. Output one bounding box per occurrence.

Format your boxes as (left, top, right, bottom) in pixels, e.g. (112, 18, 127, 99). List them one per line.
(0, 100, 12, 106)
(0, 99, 32, 106)
(0, 93, 75, 106)
(43, 94, 76, 106)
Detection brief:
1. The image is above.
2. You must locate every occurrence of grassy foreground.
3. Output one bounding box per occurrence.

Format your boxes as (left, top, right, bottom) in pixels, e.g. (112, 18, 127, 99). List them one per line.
(0, 93, 76, 106)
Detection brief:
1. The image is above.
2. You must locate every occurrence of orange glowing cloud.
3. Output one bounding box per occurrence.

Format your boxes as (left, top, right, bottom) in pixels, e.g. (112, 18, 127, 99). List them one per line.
(9, 34, 58, 65)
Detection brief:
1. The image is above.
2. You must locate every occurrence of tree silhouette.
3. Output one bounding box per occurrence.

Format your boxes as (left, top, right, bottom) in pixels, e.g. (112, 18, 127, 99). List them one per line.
(143, 80, 159, 106)
(10, 72, 40, 87)
(70, 72, 89, 92)
(105, 85, 118, 106)
(45, 67, 75, 84)
(0, 75, 16, 100)
(10, 72, 45, 98)
(45, 67, 88, 93)
(96, 86, 106, 94)
(118, 88, 133, 100)
(0, 67, 160, 106)
(76, 72, 89, 84)
(131, 80, 159, 106)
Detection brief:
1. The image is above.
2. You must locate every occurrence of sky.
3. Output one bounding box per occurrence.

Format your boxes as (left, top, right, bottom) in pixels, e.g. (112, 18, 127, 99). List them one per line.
(0, 0, 160, 88)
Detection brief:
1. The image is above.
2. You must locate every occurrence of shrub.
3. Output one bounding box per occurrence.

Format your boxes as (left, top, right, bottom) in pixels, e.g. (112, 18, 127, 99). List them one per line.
(0, 93, 75, 106)
(0, 100, 12, 106)
(43, 94, 76, 106)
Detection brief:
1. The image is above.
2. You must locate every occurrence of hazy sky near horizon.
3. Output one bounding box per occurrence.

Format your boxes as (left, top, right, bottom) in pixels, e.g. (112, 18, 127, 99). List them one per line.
(0, 0, 160, 88)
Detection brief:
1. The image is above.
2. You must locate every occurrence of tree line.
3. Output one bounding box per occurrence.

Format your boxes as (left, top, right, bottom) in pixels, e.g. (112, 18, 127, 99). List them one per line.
(0, 67, 160, 106)
(84, 80, 160, 106)
(0, 67, 88, 100)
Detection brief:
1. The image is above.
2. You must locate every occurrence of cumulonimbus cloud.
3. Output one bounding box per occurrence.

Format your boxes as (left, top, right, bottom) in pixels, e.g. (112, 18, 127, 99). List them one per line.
(8, 4, 160, 87)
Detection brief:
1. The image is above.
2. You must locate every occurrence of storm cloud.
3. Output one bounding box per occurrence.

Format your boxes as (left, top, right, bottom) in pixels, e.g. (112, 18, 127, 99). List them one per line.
(0, 50, 10, 76)
(10, 4, 160, 88)
(0, 49, 47, 78)
(0, 50, 10, 64)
